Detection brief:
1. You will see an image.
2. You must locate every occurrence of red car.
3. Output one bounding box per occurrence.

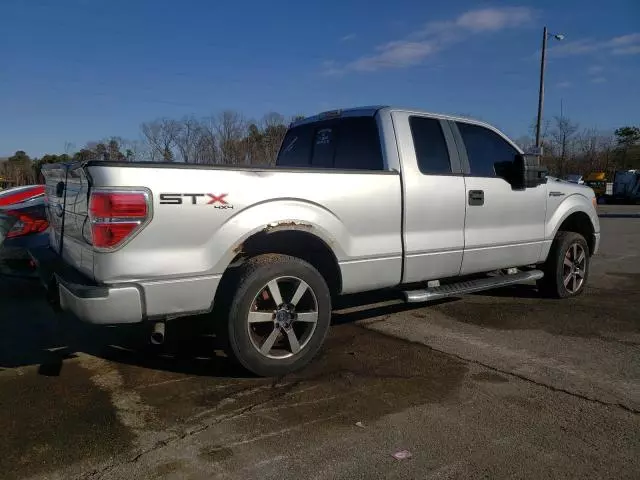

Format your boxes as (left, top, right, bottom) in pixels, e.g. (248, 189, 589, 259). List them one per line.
(0, 185, 45, 207)
(0, 185, 49, 277)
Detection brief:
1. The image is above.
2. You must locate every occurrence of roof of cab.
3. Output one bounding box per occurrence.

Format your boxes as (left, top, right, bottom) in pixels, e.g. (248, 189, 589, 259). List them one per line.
(290, 105, 523, 154)
(291, 105, 487, 127)
(290, 106, 388, 127)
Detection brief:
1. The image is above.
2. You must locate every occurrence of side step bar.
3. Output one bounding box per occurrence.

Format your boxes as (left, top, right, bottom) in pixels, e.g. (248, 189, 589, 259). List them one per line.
(404, 270, 544, 303)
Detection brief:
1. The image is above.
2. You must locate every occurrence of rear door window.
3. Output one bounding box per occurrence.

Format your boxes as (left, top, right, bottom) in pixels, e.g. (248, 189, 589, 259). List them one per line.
(277, 117, 384, 170)
(409, 116, 452, 174)
(311, 127, 336, 167)
(278, 127, 314, 167)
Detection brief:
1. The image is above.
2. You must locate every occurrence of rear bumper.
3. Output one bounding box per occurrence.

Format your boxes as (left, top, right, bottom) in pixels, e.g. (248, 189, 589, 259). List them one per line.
(30, 247, 221, 325)
(29, 246, 144, 324)
(58, 277, 143, 324)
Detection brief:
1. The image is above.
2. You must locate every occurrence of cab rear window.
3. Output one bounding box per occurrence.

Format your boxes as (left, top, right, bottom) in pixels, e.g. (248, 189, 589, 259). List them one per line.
(277, 117, 384, 170)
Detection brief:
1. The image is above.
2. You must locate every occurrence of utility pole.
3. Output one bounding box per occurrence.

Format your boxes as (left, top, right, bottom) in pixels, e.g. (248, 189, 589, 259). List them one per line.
(535, 27, 565, 151)
(535, 27, 548, 149)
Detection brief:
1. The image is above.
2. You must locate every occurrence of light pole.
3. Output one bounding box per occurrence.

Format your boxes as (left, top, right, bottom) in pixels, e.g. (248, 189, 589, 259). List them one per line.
(535, 27, 565, 150)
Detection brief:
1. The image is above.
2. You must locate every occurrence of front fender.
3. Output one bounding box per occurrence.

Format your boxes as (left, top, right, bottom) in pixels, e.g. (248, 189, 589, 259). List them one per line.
(209, 198, 350, 274)
(542, 193, 599, 259)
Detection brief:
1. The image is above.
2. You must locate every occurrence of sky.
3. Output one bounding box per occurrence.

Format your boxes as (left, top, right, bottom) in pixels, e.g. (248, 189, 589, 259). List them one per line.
(1, 0, 639, 157)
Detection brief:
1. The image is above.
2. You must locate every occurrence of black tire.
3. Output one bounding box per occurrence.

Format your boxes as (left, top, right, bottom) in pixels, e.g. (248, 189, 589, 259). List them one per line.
(537, 231, 590, 299)
(224, 254, 331, 377)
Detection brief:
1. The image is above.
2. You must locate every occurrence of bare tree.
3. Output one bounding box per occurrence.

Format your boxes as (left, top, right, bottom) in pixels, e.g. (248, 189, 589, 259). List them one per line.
(174, 116, 203, 163)
(64, 141, 76, 155)
(260, 113, 287, 165)
(551, 115, 579, 176)
(214, 110, 247, 165)
(196, 116, 220, 164)
(597, 133, 616, 174)
(141, 118, 181, 162)
(577, 128, 599, 173)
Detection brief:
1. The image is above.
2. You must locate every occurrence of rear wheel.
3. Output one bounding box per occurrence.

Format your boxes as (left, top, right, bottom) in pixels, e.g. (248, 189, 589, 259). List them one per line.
(225, 254, 331, 377)
(538, 231, 589, 298)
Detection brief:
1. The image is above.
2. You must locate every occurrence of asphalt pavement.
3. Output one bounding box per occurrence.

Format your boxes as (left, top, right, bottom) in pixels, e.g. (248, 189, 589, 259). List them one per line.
(0, 214, 638, 480)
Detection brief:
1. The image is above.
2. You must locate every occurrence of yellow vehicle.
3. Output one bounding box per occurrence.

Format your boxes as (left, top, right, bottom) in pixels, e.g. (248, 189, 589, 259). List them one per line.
(584, 172, 608, 198)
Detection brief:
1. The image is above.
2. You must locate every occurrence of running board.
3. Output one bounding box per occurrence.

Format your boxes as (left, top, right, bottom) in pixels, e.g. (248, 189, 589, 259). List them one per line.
(403, 270, 544, 303)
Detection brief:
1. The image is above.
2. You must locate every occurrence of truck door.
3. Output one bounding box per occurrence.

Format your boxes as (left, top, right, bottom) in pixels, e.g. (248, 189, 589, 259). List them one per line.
(451, 120, 547, 275)
(391, 112, 466, 283)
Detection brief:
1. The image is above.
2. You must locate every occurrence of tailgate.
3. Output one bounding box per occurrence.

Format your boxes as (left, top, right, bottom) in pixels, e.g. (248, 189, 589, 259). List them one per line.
(42, 163, 95, 279)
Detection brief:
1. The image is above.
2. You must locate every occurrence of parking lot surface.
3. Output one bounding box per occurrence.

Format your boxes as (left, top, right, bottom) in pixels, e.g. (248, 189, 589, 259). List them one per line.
(1, 215, 639, 480)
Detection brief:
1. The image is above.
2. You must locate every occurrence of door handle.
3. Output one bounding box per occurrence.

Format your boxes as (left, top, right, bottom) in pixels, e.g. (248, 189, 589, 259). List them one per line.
(469, 190, 484, 206)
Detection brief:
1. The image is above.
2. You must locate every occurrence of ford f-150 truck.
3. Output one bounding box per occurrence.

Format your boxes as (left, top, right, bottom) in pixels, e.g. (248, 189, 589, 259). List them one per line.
(37, 106, 600, 376)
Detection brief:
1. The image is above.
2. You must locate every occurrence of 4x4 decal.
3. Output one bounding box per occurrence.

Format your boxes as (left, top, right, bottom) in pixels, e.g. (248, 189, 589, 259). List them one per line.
(159, 193, 233, 209)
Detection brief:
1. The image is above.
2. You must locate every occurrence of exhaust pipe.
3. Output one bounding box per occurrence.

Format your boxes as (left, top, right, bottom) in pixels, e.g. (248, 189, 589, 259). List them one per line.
(151, 321, 165, 345)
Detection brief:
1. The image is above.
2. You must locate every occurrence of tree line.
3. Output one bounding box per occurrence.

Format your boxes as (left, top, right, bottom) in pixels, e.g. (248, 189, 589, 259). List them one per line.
(1, 109, 639, 187)
(516, 117, 640, 179)
(1, 110, 297, 186)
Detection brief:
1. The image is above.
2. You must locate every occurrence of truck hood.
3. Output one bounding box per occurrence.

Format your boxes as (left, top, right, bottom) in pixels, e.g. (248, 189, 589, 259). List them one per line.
(547, 177, 596, 198)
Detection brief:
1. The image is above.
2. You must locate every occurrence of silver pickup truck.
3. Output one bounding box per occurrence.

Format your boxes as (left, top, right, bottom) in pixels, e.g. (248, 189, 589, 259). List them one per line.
(38, 106, 600, 376)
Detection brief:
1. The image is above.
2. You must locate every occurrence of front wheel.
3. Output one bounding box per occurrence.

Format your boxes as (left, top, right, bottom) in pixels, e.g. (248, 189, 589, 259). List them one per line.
(225, 254, 332, 377)
(538, 231, 590, 298)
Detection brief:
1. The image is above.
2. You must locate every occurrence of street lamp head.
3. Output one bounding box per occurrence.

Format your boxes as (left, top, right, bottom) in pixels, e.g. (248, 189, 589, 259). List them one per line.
(553, 34, 565, 41)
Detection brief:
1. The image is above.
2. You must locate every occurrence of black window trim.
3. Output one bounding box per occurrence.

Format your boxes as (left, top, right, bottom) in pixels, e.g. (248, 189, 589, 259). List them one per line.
(408, 115, 463, 176)
(449, 119, 521, 179)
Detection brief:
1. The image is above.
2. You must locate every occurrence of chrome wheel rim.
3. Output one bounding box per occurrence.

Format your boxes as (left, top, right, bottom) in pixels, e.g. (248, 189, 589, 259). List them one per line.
(563, 243, 586, 294)
(247, 276, 319, 359)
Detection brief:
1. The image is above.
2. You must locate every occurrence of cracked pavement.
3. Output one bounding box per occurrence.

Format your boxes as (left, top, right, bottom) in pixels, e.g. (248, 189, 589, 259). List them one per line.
(1, 215, 639, 479)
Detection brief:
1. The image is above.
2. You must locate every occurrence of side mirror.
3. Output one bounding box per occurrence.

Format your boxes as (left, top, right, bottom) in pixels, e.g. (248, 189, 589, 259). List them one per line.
(514, 154, 548, 189)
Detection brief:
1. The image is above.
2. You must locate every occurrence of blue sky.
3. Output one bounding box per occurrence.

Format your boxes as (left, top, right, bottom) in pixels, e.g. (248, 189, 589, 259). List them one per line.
(1, 0, 639, 157)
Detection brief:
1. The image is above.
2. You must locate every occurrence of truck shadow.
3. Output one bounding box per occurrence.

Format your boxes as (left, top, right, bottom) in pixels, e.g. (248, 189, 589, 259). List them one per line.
(0, 278, 546, 378)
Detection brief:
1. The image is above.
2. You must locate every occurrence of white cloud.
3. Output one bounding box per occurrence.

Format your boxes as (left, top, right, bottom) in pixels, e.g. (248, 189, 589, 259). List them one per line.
(547, 32, 640, 57)
(323, 6, 535, 75)
(340, 33, 357, 42)
(455, 7, 533, 32)
(547, 39, 599, 57)
(607, 33, 640, 46)
(348, 41, 438, 71)
(591, 77, 607, 84)
(556, 81, 572, 89)
(613, 45, 640, 55)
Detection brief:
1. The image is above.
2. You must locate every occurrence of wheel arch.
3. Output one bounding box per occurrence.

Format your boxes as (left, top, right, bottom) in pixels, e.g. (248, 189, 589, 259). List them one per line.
(230, 227, 343, 297)
(544, 195, 598, 260)
(555, 211, 595, 254)
(211, 225, 343, 319)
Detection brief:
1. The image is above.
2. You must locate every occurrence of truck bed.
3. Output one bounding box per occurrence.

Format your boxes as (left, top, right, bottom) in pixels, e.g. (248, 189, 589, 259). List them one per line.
(42, 161, 404, 318)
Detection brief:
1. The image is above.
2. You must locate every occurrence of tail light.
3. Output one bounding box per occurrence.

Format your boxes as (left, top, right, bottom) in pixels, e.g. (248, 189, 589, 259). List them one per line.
(89, 190, 151, 250)
(6, 212, 49, 239)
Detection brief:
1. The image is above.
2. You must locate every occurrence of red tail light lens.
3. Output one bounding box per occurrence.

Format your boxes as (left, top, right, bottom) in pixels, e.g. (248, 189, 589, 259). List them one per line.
(90, 192, 148, 219)
(89, 190, 150, 250)
(6, 213, 49, 238)
(91, 223, 141, 248)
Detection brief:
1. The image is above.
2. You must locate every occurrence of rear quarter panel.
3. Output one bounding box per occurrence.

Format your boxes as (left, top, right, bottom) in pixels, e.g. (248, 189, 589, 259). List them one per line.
(87, 165, 403, 294)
